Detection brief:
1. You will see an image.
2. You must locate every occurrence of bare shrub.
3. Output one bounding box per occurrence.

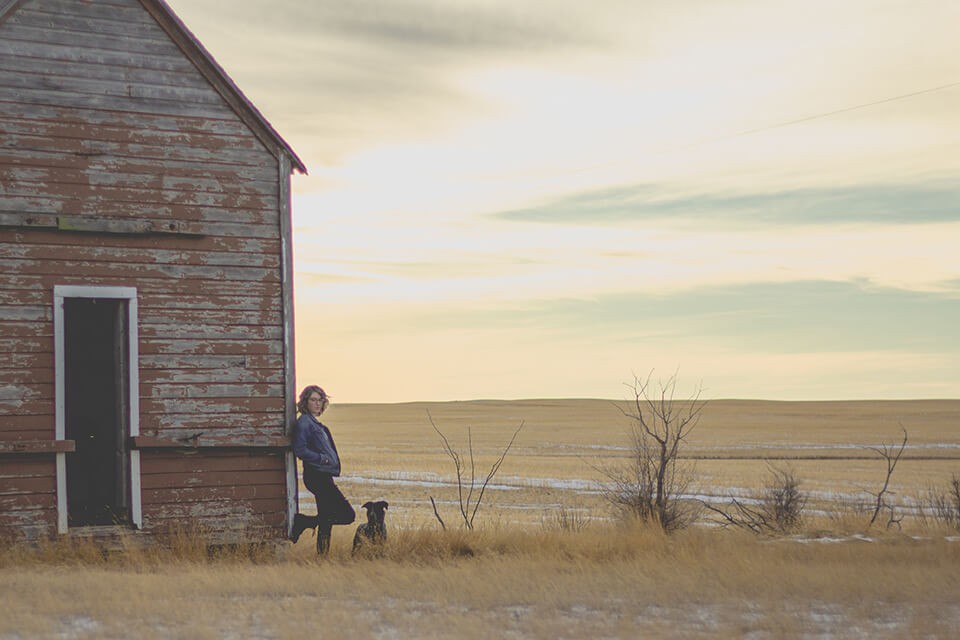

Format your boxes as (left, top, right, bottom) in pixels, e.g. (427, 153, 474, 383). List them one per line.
(542, 503, 592, 533)
(703, 465, 807, 534)
(429, 412, 524, 530)
(923, 474, 960, 531)
(763, 465, 807, 532)
(599, 371, 706, 532)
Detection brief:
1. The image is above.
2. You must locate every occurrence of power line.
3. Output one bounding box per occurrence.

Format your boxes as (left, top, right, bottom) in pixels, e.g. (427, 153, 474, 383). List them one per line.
(722, 81, 960, 141)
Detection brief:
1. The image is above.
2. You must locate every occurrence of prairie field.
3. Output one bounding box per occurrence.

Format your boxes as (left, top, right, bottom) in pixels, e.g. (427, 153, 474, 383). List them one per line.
(329, 398, 960, 529)
(4, 398, 960, 639)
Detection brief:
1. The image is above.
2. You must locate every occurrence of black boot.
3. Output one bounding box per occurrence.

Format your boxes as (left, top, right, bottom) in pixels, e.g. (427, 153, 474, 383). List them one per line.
(289, 513, 317, 543)
(316, 522, 332, 555)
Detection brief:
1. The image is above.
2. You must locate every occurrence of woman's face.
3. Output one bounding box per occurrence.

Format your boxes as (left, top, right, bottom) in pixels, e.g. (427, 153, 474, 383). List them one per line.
(306, 392, 327, 416)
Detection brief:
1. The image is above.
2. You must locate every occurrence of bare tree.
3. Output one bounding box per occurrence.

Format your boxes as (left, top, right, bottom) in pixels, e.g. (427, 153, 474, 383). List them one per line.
(429, 412, 524, 530)
(865, 427, 908, 529)
(600, 371, 707, 532)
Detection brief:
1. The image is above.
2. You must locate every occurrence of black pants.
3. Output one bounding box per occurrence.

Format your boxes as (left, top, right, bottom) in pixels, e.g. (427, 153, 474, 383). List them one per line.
(302, 466, 356, 530)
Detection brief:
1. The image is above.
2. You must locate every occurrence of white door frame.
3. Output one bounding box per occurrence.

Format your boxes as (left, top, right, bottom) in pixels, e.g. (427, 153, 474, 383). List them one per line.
(53, 285, 142, 533)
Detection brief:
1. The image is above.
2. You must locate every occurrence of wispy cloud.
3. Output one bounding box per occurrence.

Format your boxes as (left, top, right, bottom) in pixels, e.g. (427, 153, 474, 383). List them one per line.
(493, 179, 960, 227)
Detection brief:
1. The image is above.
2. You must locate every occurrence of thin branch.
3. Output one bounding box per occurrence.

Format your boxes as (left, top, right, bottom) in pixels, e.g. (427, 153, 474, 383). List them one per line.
(429, 496, 446, 531)
(469, 421, 524, 527)
(867, 427, 908, 526)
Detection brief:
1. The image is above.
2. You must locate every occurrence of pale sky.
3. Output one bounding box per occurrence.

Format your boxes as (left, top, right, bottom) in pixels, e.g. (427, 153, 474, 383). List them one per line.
(166, 0, 960, 403)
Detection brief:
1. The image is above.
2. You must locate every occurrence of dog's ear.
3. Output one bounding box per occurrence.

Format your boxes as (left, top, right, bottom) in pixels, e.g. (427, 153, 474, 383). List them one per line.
(361, 501, 372, 510)
(381, 501, 389, 510)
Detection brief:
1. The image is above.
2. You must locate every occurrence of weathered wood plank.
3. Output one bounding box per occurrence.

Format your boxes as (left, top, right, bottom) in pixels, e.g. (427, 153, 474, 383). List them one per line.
(2, 275, 283, 298)
(146, 383, 284, 400)
(0, 414, 53, 433)
(0, 337, 52, 353)
(23, 0, 159, 24)
(0, 304, 48, 320)
(0, 161, 278, 197)
(0, 460, 55, 486)
(139, 340, 284, 358)
(0, 258, 281, 283)
(0, 493, 56, 510)
(132, 434, 289, 449)
(140, 469, 284, 491)
(1, 21, 193, 58)
(139, 368, 283, 386)
(0, 439, 74, 453)
(0, 102, 258, 138)
(0, 147, 278, 184)
(142, 483, 286, 505)
(0, 44, 203, 84)
(140, 394, 284, 412)
(13, 5, 189, 41)
(140, 324, 282, 342)
(0, 84, 239, 119)
(0, 242, 280, 270)
(140, 413, 287, 433)
(139, 450, 285, 472)
(1, 129, 273, 168)
(143, 507, 286, 530)
(1, 109, 266, 151)
(3, 230, 282, 256)
(139, 295, 282, 313)
(0, 368, 54, 385)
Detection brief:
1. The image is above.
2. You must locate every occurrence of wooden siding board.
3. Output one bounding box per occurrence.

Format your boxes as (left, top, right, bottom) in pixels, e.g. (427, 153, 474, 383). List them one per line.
(3, 275, 284, 298)
(141, 465, 286, 487)
(0, 56, 210, 92)
(140, 397, 283, 415)
(139, 368, 283, 386)
(146, 383, 284, 400)
(1, 129, 275, 169)
(0, 457, 56, 537)
(0, 102, 261, 137)
(1, 258, 281, 283)
(141, 413, 285, 433)
(0, 146, 278, 185)
(0, 162, 278, 197)
(0, 367, 53, 387)
(23, 0, 159, 23)
(3, 230, 282, 256)
(13, 5, 191, 41)
(1, 243, 281, 271)
(140, 451, 286, 474)
(2, 18, 199, 59)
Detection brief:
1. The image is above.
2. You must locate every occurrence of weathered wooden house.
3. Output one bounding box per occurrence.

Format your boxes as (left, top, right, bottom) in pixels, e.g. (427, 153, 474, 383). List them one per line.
(0, 0, 306, 543)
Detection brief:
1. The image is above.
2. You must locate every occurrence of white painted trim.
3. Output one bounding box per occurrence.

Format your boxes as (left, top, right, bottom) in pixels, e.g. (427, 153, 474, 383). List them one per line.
(279, 154, 299, 530)
(130, 451, 143, 529)
(56, 453, 67, 534)
(53, 286, 142, 531)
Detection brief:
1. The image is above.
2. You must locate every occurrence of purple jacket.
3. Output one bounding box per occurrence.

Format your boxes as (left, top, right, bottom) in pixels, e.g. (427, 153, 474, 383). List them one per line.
(291, 412, 341, 476)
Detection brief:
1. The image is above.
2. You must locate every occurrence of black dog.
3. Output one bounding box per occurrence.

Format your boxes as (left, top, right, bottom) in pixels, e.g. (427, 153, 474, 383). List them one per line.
(352, 500, 388, 554)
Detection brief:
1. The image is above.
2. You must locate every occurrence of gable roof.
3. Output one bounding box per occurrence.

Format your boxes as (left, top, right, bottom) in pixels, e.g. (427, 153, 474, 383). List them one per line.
(0, 0, 307, 174)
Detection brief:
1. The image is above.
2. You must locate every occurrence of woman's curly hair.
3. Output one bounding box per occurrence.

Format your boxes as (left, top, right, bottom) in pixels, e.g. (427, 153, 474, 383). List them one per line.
(297, 385, 329, 415)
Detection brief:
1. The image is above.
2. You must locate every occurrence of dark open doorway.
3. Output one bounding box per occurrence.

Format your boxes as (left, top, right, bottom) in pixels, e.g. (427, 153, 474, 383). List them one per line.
(64, 298, 131, 527)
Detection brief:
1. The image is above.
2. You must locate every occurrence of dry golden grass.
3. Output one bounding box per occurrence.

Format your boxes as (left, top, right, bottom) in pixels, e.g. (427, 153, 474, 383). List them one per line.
(3, 523, 960, 639)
